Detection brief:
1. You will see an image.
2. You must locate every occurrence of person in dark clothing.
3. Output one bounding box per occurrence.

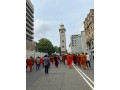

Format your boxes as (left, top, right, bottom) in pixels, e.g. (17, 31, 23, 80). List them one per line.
(54, 55, 58, 68)
(73, 54, 77, 65)
(43, 55, 50, 74)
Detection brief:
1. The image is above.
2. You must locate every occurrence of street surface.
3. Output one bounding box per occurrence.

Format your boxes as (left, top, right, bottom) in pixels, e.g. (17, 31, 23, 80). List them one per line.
(26, 60, 94, 90)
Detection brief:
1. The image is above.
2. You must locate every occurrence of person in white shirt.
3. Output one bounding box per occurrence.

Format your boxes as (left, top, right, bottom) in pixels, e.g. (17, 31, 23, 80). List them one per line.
(86, 53, 91, 68)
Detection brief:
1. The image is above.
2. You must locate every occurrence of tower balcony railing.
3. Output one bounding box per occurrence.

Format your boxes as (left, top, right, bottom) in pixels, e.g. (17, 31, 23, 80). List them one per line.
(26, 11, 34, 22)
(26, 32, 33, 39)
(26, 21, 34, 30)
(26, 6, 34, 18)
(26, 16, 34, 26)
(26, 27, 34, 34)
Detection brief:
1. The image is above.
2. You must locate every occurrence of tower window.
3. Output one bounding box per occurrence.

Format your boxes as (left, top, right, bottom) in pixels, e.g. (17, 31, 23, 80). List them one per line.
(62, 40, 64, 43)
(62, 46, 64, 48)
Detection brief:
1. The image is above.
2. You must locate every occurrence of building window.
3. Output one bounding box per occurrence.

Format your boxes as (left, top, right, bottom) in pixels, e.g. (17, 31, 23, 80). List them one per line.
(62, 40, 64, 43)
(61, 31, 64, 33)
(62, 46, 64, 48)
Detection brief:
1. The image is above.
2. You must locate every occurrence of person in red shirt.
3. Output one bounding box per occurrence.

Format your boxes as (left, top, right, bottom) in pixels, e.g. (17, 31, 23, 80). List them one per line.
(68, 54, 72, 68)
(40, 57, 44, 69)
(78, 54, 81, 66)
(29, 56, 33, 72)
(26, 58, 29, 72)
(67, 54, 72, 68)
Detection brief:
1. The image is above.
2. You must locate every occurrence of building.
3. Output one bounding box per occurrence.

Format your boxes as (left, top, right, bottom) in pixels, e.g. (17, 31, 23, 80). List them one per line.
(81, 31, 87, 53)
(59, 24, 66, 54)
(70, 31, 86, 54)
(26, 0, 35, 51)
(71, 34, 81, 53)
(84, 9, 94, 51)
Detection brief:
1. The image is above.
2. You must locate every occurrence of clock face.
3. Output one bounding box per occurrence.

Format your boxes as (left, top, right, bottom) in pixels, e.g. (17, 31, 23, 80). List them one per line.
(61, 31, 64, 33)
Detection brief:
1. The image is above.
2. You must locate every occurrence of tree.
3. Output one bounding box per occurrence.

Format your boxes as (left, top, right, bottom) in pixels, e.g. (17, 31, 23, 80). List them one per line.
(53, 46, 61, 53)
(37, 38, 55, 55)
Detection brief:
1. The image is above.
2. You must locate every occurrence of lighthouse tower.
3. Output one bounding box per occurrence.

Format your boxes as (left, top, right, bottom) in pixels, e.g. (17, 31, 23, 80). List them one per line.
(59, 24, 66, 54)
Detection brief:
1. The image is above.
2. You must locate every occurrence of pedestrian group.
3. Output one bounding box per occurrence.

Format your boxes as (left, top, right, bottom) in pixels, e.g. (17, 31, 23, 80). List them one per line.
(26, 53, 91, 74)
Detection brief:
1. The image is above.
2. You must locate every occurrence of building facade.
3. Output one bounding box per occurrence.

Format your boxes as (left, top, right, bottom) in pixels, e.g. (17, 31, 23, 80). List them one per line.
(59, 24, 66, 54)
(81, 31, 87, 53)
(70, 31, 86, 54)
(26, 0, 35, 51)
(71, 34, 81, 53)
(84, 9, 94, 51)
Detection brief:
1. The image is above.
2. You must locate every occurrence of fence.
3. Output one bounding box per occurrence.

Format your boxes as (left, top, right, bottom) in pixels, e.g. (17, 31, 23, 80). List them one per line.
(26, 50, 48, 59)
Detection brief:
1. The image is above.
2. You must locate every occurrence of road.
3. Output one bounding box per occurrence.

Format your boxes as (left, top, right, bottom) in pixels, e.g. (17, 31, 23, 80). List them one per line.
(26, 60, 94, 90)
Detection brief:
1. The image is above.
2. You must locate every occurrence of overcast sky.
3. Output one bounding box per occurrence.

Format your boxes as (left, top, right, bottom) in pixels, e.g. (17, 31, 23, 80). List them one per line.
(30, 0, 94, 51)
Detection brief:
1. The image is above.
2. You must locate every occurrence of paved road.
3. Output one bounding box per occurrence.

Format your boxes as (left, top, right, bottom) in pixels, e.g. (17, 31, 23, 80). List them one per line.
(26, 60, 94, 90)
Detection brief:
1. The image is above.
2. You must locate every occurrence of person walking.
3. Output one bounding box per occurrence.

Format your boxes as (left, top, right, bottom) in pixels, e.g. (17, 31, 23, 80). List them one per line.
(43, 55, 50, 74)
(81, 53, 87, 70)
(36, 57, 40, 71)
(73, 54, 77, 65)
(26, 58, 29, 72)
(28, 56, 33, 72)
(40, 57, 44, 69)
(62, 54, 65, 65)
(67, 54, 72, 68)
(54, 55, 59, 68)
(77, 54, 81, 66)
(60, 55, 62, 64)
(86, 53, 91, 68)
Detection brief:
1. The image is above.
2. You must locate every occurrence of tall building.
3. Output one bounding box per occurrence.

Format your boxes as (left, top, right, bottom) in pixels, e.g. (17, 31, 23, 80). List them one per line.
(26, 0, 35, 51)
(81, 31, 87, 53)
(70, 31, 86, 54)
(71, 34, 81, 53)
(84, 9, 94, 51)
(59, 24, 66, 54)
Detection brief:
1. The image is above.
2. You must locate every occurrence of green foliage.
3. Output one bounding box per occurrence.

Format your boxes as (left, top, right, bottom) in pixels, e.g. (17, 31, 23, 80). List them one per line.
(36, 38, 55, 55)
(53, 46, 61, 53)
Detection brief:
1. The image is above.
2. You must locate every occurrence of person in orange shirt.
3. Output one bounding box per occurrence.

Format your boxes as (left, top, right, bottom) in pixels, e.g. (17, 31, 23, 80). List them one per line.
(81, 53, 87, 70)
(67, 55, 69, 65)
(67, 54, 72, 68)
(40, 57, 44, 69)
(69, 54, 72, 68)
(29, 56, 33, 72)
(50, 56, 53, 64)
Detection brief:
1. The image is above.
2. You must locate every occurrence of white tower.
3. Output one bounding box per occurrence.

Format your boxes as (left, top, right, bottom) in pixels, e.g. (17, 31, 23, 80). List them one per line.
(59, 24, 66, 54)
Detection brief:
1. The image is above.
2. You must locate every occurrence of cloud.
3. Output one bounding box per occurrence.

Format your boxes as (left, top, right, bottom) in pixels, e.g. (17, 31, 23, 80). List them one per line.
(34, 19, 60, 47)
(34, 19, 51, 42)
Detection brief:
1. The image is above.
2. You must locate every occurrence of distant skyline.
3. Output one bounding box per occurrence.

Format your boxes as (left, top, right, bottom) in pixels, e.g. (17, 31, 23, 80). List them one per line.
(30, 0, 94, 51)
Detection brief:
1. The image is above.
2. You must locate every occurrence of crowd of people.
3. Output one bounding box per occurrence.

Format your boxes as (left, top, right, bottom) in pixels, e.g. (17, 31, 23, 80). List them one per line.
(26, 53, 92, 74)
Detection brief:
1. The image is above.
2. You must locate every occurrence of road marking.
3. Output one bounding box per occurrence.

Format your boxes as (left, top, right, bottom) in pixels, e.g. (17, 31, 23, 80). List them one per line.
(74, 64, 94, 85)
(73, 64, 94, 90)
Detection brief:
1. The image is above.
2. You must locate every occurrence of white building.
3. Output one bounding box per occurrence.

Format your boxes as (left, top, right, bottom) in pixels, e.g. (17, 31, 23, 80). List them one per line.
(70, 31, 86, 54)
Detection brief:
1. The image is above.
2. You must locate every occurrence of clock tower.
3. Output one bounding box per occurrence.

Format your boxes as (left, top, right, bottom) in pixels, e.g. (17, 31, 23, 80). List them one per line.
(59, 24, 66, 54)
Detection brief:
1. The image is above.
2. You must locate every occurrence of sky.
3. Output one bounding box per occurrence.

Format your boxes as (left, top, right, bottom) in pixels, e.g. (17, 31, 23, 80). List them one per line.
(30, 0, 94, 51)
